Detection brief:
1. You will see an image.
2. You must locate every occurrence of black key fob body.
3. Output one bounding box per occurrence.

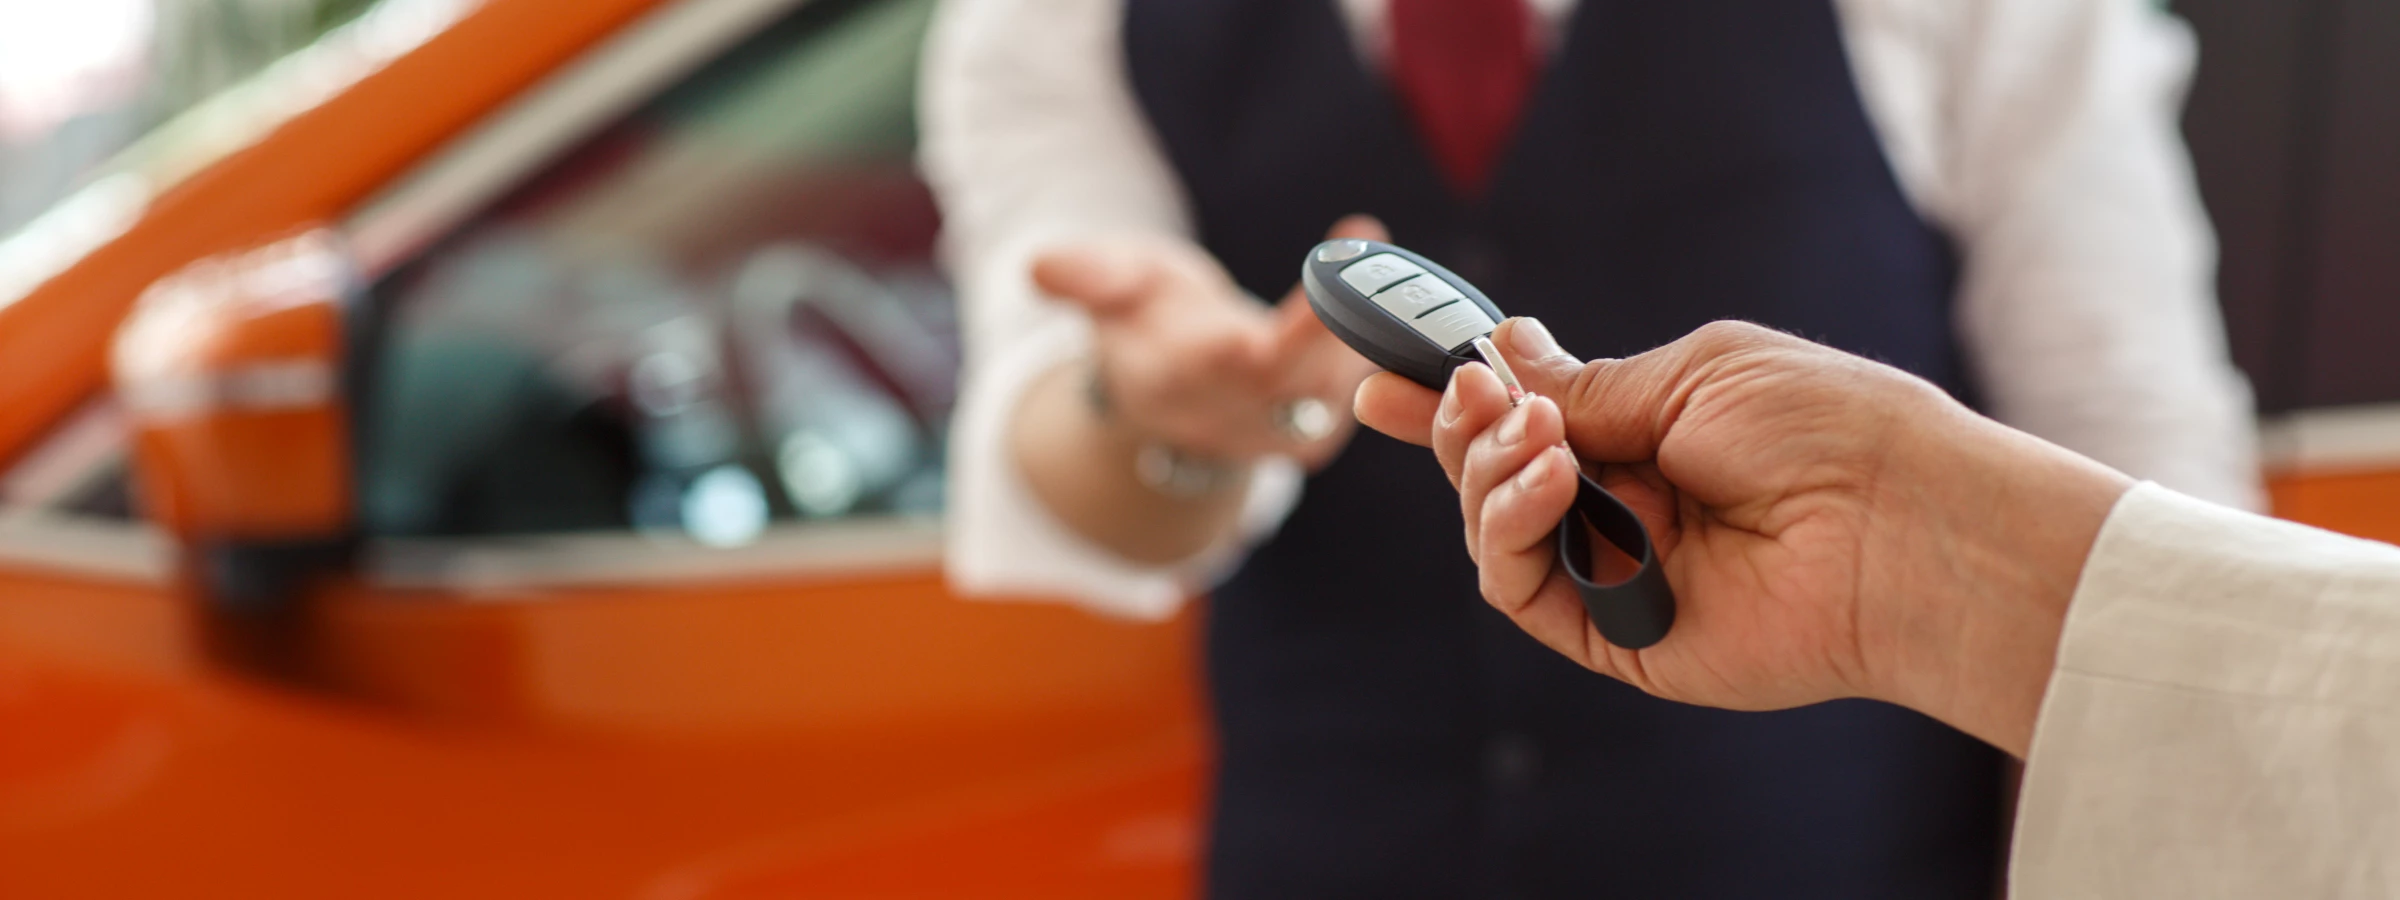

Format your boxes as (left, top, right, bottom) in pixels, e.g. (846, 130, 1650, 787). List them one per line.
(1301, 238, 1677, 649)
(1301, 239, 1503, 390)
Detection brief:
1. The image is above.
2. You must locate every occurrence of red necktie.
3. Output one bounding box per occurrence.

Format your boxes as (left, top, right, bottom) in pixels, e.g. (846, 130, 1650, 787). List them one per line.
(1389, 0, 1539, 198)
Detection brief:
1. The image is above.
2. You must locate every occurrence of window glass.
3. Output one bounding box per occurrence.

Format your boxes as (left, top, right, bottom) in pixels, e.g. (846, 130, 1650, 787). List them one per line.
(0, 399, 135, 520)
(359, 0, 953, 545)
(3, 0, 445, 237)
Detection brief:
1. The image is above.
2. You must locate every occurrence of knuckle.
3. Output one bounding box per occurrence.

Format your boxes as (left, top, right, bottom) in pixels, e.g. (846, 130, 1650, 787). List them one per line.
(1563, 358, 1612, 416)
(1450, 431, 1488, 477)
(1196, 335, 1255, 372)
(1690, 319, 1761, 350)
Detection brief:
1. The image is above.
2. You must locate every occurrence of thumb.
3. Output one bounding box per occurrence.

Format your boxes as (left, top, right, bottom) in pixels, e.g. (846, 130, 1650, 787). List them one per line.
(1032, 243, 1163, 316)
(1487, 317, 1588, 405)
(1489, 317, 1710, 464)
(1272, 213, 1393, 350)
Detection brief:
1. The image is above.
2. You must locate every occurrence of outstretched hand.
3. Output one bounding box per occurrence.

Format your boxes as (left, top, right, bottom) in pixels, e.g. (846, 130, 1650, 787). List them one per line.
(1032, 216, 1387, 467)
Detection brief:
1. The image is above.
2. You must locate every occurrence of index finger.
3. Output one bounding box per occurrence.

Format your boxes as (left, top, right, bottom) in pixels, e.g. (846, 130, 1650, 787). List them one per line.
(1355, 371, 1439, 446)
(1431, 363, 1515, 491)
(1031, 243, 1163, 317)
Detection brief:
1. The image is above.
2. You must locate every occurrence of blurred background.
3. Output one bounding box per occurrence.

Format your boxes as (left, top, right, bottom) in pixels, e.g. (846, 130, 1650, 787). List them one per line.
(0, 0, 377, 232)
(0, 0, 2391, 896)
(2182, 0, 2400, 534)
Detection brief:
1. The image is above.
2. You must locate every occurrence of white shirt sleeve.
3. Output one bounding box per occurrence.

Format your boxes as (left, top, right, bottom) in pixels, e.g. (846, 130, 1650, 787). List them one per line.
(2012, 483, 2400, 897)
(919, 0, 1304, 620)
(1837, 0, 2266, 511)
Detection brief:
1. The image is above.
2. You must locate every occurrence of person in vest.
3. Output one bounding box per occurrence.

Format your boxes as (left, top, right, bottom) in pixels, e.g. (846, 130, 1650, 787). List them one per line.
(920, 0, 2260, 896)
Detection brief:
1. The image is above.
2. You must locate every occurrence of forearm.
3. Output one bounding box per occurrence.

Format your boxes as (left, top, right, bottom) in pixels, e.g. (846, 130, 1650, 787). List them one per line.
(1009, 360, 1253, 566)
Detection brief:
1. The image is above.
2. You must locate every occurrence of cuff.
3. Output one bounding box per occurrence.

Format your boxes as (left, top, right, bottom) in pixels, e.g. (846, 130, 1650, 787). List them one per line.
(942, 313, 1304, 621)
(2011, 482, 2400, 896)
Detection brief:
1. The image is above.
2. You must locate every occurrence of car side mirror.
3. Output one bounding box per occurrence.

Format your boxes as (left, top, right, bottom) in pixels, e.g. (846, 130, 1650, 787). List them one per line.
(111, 229, 358, 626)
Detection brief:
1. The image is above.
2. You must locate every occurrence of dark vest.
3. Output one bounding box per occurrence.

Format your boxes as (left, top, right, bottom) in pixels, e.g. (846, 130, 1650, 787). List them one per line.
(1124, 2, 2002, 897)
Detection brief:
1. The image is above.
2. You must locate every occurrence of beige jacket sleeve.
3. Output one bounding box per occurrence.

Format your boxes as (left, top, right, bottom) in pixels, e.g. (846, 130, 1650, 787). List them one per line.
(2013, 483, 2400, 897)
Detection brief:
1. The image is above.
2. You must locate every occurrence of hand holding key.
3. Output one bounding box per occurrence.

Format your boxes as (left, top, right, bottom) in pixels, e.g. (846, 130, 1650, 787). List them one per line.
(1355, 319, 2132, 757)
(1302, 239, 1674, 647)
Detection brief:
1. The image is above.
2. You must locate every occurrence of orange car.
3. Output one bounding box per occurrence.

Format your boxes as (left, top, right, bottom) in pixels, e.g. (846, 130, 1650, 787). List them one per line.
(1, 1, 1200, 896)
(0, 0, 2394, 897)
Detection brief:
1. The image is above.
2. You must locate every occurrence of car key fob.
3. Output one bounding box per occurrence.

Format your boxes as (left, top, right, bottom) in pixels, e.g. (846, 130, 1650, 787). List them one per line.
(1302, 239, 1676, 649)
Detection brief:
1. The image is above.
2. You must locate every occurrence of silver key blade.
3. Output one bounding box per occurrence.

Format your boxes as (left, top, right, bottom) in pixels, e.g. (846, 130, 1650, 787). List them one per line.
(1471, 336, 1525, 407)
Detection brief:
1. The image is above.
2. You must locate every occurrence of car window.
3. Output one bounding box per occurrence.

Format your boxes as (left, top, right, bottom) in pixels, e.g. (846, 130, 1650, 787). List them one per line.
(359, 0, 953, 545)
(0, 399, 136, 520)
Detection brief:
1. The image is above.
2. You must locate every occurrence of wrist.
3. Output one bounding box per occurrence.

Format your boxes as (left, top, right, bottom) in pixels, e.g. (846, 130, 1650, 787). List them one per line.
(1867, 412, 2133, 757)
(1010, 360, 1255, 566)
(1083, 360, 1247, 496)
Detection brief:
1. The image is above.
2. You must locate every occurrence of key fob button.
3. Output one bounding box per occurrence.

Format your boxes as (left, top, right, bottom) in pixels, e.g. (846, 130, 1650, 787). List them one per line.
(1371, 276, 1465, 320)
(1338, 253, 1428, 296)
(1414, 303, 1500, 352)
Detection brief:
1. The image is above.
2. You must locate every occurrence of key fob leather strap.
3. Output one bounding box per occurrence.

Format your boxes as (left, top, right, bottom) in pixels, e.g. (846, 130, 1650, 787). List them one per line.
(1557, 469, 1675, 649)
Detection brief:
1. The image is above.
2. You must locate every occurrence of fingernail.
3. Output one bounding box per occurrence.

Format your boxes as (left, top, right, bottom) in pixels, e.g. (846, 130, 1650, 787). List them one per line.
(1514, 447, 1560, 493)
(1496, 405, 1528, 448)
(1509, 317, 1563, 360)
(1439, 372, 1465, 425)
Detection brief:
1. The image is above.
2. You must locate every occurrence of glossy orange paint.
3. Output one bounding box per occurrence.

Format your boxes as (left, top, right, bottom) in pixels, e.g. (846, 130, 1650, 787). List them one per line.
(0, 567, 196, 680)
(0, 567, 1205, 898)
(306, 573, 1199, 734)
(115, 231, 352, 540)
(2269, 468, 2400, 545)
(0, 0, 665, 470)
